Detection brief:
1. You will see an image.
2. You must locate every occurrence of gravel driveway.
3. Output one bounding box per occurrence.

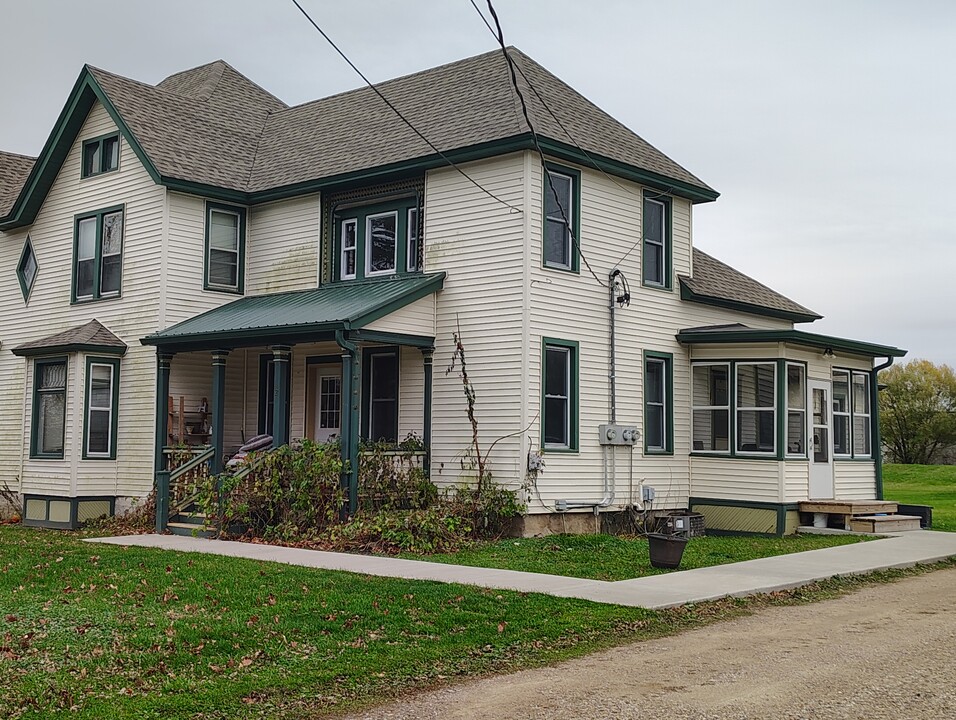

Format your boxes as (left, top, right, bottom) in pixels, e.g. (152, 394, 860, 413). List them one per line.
(346, 566, 956, 720)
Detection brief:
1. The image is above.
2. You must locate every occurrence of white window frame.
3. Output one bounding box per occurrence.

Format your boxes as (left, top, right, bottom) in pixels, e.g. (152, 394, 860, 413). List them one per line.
(406, 207, 419, 273)
(832, 369, 851, 457)
(364, 210, 398, 278)
(75, 217, 97, 301)
(735, 361, 777, 456)
(691, 362, 731, 454)
(86, 362, 115, 458)
(786, 362, 807, 457)
(340, 218, 357, 280)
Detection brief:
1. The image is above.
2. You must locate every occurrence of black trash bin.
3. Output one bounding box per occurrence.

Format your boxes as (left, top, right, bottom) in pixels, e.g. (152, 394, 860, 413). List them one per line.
(647, 533, 688, 569)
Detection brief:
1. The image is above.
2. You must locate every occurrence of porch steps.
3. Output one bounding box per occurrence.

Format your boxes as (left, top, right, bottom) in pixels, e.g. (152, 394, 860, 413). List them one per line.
(849, 515, 923, 533)
(167, 510, 216, 538)
(798, 500, 924, 533)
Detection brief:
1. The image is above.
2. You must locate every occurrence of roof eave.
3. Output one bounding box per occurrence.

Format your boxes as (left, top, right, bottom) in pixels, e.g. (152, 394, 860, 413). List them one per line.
(675, 328, 907, 359)
(678, 279, 823, 324)
(12, 342, 128, 358)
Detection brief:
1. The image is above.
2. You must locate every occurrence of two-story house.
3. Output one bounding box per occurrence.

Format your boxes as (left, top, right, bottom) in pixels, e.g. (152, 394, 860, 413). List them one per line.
(0, 48, 905, 534)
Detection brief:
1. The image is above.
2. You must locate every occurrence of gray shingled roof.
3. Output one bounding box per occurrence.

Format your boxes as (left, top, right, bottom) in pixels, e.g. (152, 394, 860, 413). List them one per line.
(0, 151, 36, 217)
(681, 248, 821, 321)
(12, 319, 127, 357)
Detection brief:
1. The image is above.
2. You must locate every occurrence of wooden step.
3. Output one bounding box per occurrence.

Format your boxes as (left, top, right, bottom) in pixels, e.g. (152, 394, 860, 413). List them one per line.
(167, 521, 217, 538)
(849, 515, 923, 533)
(799, 500, 898, 515)
(171, 511, 207, 526)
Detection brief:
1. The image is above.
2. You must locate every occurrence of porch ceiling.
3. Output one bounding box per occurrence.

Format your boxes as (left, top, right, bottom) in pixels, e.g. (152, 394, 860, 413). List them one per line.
(676, 324, 907, 359)
(142, 272, 445, 352)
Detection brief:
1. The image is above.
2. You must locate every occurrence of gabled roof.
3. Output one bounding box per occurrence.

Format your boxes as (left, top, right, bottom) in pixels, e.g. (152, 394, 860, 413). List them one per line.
(676, 324, 906, 359)
(0, 151, 36, 218)
(680, 249, 822, 323)
(12, 319, 127, 357)
(1, 48, 718, 229)
(142, 272, 445, 352)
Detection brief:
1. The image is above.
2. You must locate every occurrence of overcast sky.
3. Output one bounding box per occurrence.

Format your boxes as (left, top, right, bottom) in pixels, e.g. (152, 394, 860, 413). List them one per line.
(1, 0, 953, 365)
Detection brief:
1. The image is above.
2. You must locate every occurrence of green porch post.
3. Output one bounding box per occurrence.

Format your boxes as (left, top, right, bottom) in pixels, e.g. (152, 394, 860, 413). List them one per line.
(336, 331, 361, 518)
(210, 350, 229, 475)
(270, 345, 291, 448)
(154, 351, 173, 532)
(421, 346, 434, 476)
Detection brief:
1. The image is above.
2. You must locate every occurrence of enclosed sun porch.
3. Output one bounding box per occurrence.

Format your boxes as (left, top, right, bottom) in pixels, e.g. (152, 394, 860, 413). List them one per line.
(141, 273, 445, 530)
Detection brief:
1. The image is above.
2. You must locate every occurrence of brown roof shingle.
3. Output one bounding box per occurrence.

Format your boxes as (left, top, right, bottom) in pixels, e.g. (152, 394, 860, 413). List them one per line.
(680, 249, 821, 321)
(12, 319, 127, 356)
(0, 150, 36, 217)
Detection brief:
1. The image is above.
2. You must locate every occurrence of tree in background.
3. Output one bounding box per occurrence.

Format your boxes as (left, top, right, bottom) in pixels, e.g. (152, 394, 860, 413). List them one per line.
(879, 359, 956, 464)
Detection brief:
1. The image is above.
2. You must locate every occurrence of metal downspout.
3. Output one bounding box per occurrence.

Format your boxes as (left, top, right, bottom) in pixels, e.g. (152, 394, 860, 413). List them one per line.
(872, 356, 895, 500)
(335, 330, 360, 518)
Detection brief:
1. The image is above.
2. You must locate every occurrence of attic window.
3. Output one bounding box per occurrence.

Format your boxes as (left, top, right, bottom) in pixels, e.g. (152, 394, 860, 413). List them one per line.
(82, 134, 119, 178)
(17, 236, 38, 301)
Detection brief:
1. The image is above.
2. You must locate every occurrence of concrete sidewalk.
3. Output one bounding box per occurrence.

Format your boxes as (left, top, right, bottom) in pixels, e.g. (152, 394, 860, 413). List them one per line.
(87, 530, 956, 609)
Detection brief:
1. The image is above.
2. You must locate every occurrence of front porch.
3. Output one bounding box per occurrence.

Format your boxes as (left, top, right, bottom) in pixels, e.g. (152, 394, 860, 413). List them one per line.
(142, 274, 445, 529)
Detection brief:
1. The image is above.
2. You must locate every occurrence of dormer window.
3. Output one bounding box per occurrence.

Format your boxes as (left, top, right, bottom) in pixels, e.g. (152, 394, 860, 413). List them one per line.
(82, 134, 119, 178)
(334, 197, 421, 281)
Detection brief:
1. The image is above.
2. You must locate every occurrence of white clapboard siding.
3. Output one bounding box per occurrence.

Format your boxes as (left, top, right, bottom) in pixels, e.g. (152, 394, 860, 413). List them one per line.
(426, 154, 527, 489)
(784, 461, 810, 502)
(364, 294, 436, 336)
(834, 461, 877, 499)
(246, 195, 321, 295)
(0, 101, 165, 499)
(689, 456, 782, 502)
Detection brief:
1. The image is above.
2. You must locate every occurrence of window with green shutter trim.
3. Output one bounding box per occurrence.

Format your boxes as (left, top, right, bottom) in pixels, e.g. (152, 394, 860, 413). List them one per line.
(642, 192, 671, 288)
(83, 358, 120, 460)
(644, 352, 673, 454)
(73, 206, 123, 303)
(31, 358, 67, 459)
(204, 202, 246, 293)
(541, 338, 579, 451)
(81, 133, 119, 178)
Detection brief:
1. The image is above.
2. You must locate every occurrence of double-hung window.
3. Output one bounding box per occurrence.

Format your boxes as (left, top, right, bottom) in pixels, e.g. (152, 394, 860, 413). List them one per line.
(74, 206, 123, 302)
(692, 363, 730, 452)
(82, 133, 119, 178)
(205, 203, 246, 293)
(543, 164, 579, 271)
(406, 207, 420, 272)
(642, 193, 671, 288)
(786, 363, 807, 455)
(644, 352, 673, 454)
(341, 219, 357, 280)
(736, 362, 776, 454)
(31, 358, 67, 459)
(84, 358, 120, 459)
(542, 338, 578, 451)
(833, 369, 871, 458)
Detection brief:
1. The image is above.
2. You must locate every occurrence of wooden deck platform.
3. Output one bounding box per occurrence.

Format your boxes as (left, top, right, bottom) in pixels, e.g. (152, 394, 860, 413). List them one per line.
(798, 500, 921, 532)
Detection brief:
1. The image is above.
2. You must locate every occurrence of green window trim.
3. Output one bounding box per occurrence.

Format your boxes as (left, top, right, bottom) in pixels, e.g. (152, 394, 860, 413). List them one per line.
(832, 366, 872, 460)
(542, 161, 581, 273)
(641, 190, 672, 290)
(643, 350, 674, 455)
(82, 357, 120, 460)
(784, 361, 807, 458)
(16, 235, 38, 302)
(81, 132, 120, 179)
(204, 201, 247, 294)
(541, 337, 579, 452)
(334, 196, 421, 282)
(361, 346, 400, 443)
(30, 356, 68, 460)
(71, 205, 124, 304)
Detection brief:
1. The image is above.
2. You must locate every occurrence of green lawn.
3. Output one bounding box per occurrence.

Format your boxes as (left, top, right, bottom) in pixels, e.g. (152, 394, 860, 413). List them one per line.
(883, 463, 956, 532)
(413, 533, 869, 582)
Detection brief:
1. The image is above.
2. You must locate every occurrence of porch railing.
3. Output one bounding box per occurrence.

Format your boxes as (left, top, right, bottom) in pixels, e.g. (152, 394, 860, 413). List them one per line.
(156, 446, 215, 532)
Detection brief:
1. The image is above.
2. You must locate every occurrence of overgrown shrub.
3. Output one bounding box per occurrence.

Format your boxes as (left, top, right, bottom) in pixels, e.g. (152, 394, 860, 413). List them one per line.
(358, 434, 436, 512)
(198, 438, 344, 541)
(324, 506, 473, 554)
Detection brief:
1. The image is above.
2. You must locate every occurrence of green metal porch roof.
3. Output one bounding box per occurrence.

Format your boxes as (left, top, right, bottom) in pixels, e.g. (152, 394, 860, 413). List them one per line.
(676, 324, 907, 359)
(142, 273, 445, 351)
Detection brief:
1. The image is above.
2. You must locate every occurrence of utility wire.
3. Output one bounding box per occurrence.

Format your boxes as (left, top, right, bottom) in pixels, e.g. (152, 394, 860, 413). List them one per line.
(483, 0, 608, 288)
(290, 0, 521, 214)
(470, 0, 680, 268)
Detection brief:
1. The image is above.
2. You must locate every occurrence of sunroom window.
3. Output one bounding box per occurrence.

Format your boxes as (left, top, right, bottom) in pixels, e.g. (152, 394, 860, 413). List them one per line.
(786, 363, 806, 455)
(832, 369, 871, 459)
(736, 362, 776, 454)
(692, 363, 730, 452)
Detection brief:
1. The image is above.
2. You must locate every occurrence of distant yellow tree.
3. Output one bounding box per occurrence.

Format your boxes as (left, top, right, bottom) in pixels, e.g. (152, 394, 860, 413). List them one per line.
(879, 360, 956, 464)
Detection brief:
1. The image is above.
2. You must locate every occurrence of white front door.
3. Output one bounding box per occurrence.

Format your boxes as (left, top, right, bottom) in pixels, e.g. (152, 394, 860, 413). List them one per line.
(808, 379, 834, 499)
(314, 372, 342, 443)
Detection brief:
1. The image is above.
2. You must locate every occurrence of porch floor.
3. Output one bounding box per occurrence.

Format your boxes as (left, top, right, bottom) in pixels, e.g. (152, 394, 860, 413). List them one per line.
(798, 500, 922, 532)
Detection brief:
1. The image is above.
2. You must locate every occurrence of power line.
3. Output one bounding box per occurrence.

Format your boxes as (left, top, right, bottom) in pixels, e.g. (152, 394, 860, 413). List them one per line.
(482, 0, 608, 287)
(289, 0, 521, 214)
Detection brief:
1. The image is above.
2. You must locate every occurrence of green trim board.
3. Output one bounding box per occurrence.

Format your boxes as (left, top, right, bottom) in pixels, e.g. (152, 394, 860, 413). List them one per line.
(332, 195, 419, 282)
(541, 161, 581, 273)
(141, 272, 445, 352)
(203, 201, 247, 294)
(643, 350, 673, 455)
(82, 356, 120, 460)
(13, 342, 126, 358)
(80, 131, 120, 179)
(678, 281, 822, 323)
(541, 337, 579, 452)
(16, 235, 38, 302)
(71, 204, 125, 304)
(677, 327, 906, 359)
(641, 190, 672, 290)
(30, 356, 68, 460)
